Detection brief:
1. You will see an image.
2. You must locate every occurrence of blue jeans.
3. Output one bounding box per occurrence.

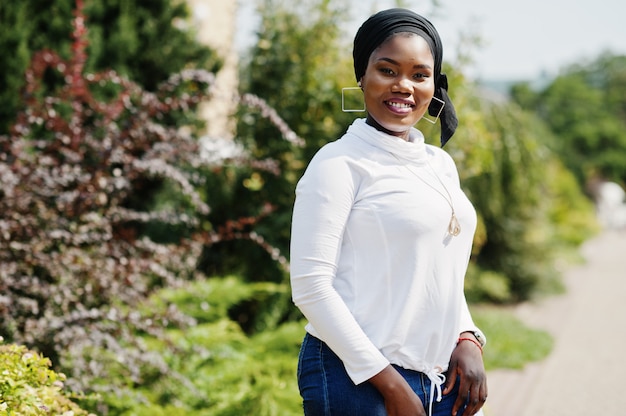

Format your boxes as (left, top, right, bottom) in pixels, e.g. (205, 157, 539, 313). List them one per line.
(297, 333, 467, 416)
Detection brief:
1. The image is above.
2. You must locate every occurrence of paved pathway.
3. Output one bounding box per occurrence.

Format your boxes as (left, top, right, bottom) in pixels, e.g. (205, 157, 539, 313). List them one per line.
(484, 229, 626, 416)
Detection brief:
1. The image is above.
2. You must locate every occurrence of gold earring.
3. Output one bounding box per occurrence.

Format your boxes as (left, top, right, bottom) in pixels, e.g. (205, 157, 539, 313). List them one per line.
(342, 87, 365, 113)
(421, 96, 445, 124)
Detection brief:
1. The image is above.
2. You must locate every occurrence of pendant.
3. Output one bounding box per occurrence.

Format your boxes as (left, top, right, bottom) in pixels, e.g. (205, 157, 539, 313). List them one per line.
(448, 213, 461, 237)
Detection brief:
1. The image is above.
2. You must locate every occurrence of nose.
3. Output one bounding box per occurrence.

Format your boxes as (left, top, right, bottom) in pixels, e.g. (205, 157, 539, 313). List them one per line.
(393, 76, 413, 92)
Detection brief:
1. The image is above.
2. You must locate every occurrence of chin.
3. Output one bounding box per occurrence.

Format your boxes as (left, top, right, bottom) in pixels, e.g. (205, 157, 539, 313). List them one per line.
(381, 121, 415, 134)
(381, 115, 421, 131)
(367, 113, 420, 137)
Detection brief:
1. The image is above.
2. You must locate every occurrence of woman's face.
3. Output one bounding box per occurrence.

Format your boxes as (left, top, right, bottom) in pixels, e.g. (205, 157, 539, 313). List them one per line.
(361, 33, 435, 140)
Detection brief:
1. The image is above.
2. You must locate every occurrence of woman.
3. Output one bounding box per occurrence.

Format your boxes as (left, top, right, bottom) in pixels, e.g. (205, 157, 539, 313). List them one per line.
(290, 8, 487, 416)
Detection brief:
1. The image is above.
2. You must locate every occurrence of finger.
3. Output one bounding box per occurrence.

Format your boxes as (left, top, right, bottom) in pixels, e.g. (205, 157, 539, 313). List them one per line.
(443, 365, 458, 394)
(476, 380, 488, 413)
(451, 379, 470, 416)
(465, 385, 481, 415)
(462, 379, 488, 416)
(452, 392, 467, 416)
(483, 380, 489, 403)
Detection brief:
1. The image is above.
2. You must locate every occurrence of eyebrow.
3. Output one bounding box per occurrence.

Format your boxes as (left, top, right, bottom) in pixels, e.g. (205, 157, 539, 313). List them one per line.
(376, 57, 432, 70)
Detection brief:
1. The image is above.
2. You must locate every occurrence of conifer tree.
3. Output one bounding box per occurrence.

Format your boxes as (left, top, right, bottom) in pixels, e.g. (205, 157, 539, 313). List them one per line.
(0, 0, 220, 134)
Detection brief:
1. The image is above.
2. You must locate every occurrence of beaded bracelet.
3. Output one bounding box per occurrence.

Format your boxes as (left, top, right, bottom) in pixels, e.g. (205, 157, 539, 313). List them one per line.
(458, 337, 483, 355)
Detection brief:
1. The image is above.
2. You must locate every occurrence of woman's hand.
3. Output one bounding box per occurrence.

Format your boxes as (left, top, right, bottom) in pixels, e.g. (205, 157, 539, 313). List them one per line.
(443, 333, 488, 416)
(369, 365, 426, 416)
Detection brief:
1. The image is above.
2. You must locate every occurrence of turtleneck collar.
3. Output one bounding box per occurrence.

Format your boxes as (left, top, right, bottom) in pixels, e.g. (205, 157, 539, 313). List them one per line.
(346, 118, 427, 164)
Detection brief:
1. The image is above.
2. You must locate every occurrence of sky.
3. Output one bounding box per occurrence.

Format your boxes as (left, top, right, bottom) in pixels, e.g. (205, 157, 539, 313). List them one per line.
(235, 0, 626, 81)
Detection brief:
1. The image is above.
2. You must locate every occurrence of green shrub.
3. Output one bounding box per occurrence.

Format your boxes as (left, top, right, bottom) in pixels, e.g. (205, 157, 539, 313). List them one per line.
(82, 277, 304, 415)
(450, 84, 598, 303)
(87, 277, 557, 414)
(1, 3, 299, 409)
(472, 308, 553, 370)
(0, 339, 93, 416)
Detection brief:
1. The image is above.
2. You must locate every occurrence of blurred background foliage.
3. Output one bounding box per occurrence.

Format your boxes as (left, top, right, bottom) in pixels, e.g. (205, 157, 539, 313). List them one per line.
(1, 0, 622, 414)
(510, 53, 626, 188)
(0, 0, 221, 134)
(0, 339, 93, 415)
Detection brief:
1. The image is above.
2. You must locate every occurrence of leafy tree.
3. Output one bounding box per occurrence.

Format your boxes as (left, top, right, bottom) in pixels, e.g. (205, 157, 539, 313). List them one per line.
(0, 2, 599, 413)
(240, 0, 355, 225)
(440, 72, 598, 302)
(0, 0, 220, 134)
(0, 2, 299, 410)
(511, 53, 626, 186)
(198, 0, 358, 331)
(1, 0, 207, 395)
(231, 0, 597, 305)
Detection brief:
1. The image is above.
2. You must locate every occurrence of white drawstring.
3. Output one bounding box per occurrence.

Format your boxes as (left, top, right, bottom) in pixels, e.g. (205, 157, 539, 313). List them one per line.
(425, 367, 446, 416)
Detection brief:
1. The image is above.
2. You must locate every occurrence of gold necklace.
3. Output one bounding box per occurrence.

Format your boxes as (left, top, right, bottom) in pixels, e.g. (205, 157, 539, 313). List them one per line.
(392, 154, 461, 237)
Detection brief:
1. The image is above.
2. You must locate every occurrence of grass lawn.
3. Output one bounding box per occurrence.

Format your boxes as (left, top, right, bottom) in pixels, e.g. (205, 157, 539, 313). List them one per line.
(472, 305, 553, 370)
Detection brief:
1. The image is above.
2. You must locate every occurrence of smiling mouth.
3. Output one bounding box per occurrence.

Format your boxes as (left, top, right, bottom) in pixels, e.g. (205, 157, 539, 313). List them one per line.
(385, 101, 414, 109)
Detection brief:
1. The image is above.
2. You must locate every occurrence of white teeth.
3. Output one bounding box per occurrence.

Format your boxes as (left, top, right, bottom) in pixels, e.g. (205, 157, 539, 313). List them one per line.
(387, 101, 412, 108)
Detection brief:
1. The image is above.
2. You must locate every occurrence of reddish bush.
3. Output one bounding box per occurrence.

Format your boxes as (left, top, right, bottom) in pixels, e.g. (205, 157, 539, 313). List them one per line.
(0, 0, 301, 399)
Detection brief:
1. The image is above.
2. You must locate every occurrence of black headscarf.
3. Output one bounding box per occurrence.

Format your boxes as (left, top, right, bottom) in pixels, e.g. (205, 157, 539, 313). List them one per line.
(353, 8, 458, 147)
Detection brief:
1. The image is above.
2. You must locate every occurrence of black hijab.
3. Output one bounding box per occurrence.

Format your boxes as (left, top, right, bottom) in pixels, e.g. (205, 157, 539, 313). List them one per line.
(353, 8, 458, 147)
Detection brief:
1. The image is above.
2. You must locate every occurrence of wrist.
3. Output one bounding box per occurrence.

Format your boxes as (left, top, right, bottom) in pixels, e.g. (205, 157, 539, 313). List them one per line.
(457, 336, 483, 355)
(460, 331, 478, 340)
(369, 365, 409, 397)
(460, 329, 486, 347)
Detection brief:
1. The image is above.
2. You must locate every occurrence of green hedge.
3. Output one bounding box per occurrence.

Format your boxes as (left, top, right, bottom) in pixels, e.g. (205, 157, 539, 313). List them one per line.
(0, 339, 93, 416)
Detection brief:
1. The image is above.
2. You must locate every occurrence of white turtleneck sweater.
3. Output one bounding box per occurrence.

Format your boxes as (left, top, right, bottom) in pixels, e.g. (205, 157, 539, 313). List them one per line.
(290, 118, 481, 389)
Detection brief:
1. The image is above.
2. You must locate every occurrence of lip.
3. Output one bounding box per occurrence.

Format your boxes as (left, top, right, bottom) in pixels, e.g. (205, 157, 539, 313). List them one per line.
(384, 99, 415, 115)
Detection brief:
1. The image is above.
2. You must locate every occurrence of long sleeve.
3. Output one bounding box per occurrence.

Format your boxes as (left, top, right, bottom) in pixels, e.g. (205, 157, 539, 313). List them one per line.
(290, 144, 389, 385)
(290, 119, 480, 385)
(459, 295, 479, 334)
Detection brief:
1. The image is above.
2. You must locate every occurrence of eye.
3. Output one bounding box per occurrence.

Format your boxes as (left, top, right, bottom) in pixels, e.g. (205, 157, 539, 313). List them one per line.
(379, 67, 395, 76)
(413, 73, 428, 80)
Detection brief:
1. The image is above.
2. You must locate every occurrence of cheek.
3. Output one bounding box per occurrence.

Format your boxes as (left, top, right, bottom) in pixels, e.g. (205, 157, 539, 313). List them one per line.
(415, 84, 436, 111)
(418, 80, 436, 100)
(362, 84, 385, 109)
(361, 75, 385, 95)
(363, 85, 379, 103)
